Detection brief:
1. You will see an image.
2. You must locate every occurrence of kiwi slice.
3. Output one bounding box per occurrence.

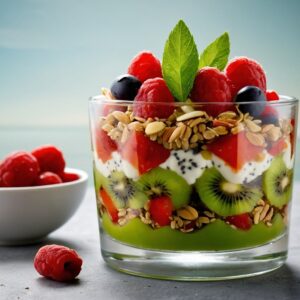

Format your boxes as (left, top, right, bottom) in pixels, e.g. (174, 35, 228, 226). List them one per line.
(263, 156, 293, 208)
(137, 167, 192, 209)
(195, 168, 262, 217)
(103, 171, 148, 209)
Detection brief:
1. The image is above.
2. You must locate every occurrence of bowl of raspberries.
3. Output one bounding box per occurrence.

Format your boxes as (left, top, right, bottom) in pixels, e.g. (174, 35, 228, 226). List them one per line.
(0, 145, 88, 245)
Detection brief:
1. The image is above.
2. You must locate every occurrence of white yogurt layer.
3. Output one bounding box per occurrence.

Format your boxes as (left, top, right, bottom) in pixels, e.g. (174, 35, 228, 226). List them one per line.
(94, 151, 139, 179)
(211, 151, 273, 184)
(159, 150, 212, 184)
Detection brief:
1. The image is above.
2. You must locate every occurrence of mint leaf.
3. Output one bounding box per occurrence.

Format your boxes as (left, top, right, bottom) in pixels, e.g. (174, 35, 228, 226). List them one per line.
(199, 32, 230, 71)
(162, 20, 199, 102)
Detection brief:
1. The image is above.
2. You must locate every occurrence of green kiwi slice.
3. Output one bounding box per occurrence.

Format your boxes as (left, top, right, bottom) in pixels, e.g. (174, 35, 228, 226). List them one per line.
(263, 156, 293, 208)
(103, 171, 148, 209)
(137, 167, 192, 209)
(195, 168, 262, 217)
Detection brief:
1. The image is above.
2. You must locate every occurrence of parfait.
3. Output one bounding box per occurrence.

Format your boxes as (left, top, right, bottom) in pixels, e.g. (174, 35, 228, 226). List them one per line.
(89, 20, 297, 279)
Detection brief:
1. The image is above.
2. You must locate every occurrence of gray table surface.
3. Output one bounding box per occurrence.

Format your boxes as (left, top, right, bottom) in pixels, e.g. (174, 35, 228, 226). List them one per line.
(1, 185, 300, 300)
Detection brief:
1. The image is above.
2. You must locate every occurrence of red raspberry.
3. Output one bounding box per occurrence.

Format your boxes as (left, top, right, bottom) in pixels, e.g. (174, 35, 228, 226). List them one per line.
(226, 213, 252, 230)
(128, 51, 162, 83)
(36, 172, 62, 186)
(32, 145, 65, 173)
(133, 78, 175, 119)
(34, 245, 83, 282)
(190, 67, 233, 116)
(266, 90, 279, 101)
(149, 196, 173, 226)
(59, 171, 80, 182)
(0, 151, 40, 187)
(225, 57, 267, 96)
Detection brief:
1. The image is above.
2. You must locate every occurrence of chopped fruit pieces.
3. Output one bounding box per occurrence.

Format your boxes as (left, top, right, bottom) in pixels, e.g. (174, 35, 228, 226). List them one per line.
(95, 129, 118, 162)
(260, 105, 279, 125)
(225, 57, 267, 97)
(32, 145, 65, 173)
(149, 196, 173, 226)
(133, 78, 175, 119)
(128, 51, 162, 83)
(267, 138, 287, 156)
(226, 213, 252, 230)
(0, 151, 40, 187)
(121, 132, 170, 174)
(36, 172, 62, 186)
(99, 188, 119, 223)
(206, 132, 264, 170)
(266, 90, 279, 101)
(190, 67, 232, 116)
(34, 245, 82, 282)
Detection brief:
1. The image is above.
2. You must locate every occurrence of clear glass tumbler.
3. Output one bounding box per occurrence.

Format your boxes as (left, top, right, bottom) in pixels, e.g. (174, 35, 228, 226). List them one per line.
(89, 95, 298, 280)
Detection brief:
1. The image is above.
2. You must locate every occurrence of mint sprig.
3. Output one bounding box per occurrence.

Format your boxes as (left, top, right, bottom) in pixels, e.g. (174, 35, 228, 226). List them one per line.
(162, 20, 199, 102)
(199, 32, 230, 71)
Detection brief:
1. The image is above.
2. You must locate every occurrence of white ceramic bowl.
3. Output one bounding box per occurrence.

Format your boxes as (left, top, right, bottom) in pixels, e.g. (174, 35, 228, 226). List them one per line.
(0, 168, 88, 245)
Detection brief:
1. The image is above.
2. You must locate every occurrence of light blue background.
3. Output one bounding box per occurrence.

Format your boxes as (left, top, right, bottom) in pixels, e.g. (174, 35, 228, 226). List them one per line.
(0, 0, 299, 178)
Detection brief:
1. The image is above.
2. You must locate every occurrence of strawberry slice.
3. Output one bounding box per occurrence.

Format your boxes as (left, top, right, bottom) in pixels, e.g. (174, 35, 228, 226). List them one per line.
(267, 138, 287, 156)
(99, 188, 118, 223)
(95, 129, 118, 162)
(207, 132, 264, 170)
(121, 132, 170, 174)
(149, 196, 173, 226)
(226, 213, 252, 230)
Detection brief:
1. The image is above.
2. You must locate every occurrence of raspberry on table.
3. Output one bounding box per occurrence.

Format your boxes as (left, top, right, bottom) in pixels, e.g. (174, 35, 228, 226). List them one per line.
(225, 56, 267, 97)
(32, 145, 66, 173)
(133, 77, 175, 119)
(0, 151, 40, 187)
(36, 172, 63, 186)
(128, 51, 162, 83)
(190, 67, 233, 116)
(266, 90, 279, 101)
(34, 244, 83, 282)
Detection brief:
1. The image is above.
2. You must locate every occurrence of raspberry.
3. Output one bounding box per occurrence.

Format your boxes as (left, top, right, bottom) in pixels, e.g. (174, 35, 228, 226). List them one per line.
(59, 171, 80, 182)
(133, 78, 174, 119)
(0, 151, 40, 187)
(225, 57, 267, 96)
(36, 172, 62, 186)
(32, 145, 65, 173)
(34, 245, 83, 282)
(128, 51, 162, 83)
(266, 90, 279, 101)
(149, 196, 173, 226)
(190, 67, 233, 116)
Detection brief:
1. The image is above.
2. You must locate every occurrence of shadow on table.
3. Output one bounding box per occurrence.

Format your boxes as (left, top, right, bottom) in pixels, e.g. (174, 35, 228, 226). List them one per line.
(103, 264, 300, 300)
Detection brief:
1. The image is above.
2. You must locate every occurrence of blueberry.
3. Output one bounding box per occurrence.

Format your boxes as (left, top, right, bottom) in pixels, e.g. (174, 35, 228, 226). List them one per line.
(234, 86, 266, 117)
(261, 113, 279, 126)
(110, 74, 141, 100)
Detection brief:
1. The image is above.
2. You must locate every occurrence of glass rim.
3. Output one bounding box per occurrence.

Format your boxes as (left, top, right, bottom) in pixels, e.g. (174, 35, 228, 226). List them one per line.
(89, 95, 298, 107)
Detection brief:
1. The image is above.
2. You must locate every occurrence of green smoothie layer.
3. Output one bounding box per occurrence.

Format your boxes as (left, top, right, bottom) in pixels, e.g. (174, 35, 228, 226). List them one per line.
(101, 213, 285, 251)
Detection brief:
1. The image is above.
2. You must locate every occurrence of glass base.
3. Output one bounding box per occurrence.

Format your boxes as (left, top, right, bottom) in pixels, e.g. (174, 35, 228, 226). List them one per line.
(101, 231, 288, 281)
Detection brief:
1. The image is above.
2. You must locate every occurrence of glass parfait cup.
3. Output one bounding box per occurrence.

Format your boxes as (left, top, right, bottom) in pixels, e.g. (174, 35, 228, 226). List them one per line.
(89, 95, 298, 280)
